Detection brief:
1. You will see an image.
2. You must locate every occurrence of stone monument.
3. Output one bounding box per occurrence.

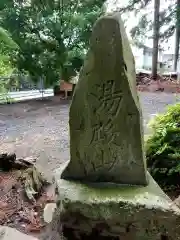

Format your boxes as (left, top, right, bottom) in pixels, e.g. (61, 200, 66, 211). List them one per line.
(61, 13, 147, 185)
(52, 12, 180, 240)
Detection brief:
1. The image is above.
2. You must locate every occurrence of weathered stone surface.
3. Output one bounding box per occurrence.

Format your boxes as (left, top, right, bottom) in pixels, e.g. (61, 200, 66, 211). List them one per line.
(0, 226, 38, 240)
(54, 163, 180, 239)
(174, 195, 180, 207)
(61, 13, 147, 185)
(43, 203, 57, 223)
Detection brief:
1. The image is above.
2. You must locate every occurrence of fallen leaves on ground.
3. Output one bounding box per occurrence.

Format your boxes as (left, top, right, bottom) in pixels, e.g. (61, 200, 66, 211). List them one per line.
(0, 153, 56, 235)
(136, 72, 180, 93)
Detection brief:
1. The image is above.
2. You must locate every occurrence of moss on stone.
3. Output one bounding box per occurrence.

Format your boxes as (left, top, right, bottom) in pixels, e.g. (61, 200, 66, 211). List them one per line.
(52, 163, 180, 239)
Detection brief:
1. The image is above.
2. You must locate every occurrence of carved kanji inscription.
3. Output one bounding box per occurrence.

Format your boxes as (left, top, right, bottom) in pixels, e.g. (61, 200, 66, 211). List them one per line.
(61, 13, 148, 185)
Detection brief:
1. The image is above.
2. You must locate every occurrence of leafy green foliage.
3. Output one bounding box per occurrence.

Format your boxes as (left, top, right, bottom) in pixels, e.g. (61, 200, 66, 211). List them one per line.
(0, 79, 15, 103)
(146, 103, 180, 193)
(1, 0, 105, 86)
(0, 54, 14, 76)
(0, 26, 18, 96)
(0, 27, 18, 49)
(0, 26, 18, 78)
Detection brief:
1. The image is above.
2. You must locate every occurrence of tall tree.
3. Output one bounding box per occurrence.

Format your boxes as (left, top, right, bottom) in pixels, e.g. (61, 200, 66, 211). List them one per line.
(174, 0, 180, 71)
(152, 0, 160, 78)
(122, 0, 179, 74)
(0, 27, 17, 76)
(1, 0, 105, 86)
(0, 26, 18, 95)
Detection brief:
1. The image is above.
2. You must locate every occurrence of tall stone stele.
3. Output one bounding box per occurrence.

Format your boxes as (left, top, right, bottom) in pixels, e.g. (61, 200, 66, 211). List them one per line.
(61, 13, 148, 185)
(53, 11, 180, 240)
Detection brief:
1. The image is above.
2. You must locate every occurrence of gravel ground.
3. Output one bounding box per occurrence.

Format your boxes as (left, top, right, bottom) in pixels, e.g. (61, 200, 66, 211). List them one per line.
(0, 92, 180, 174)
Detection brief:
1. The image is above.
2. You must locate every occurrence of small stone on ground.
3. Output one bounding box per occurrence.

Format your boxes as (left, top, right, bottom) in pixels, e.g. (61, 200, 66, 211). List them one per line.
(0, 226, 38, 240)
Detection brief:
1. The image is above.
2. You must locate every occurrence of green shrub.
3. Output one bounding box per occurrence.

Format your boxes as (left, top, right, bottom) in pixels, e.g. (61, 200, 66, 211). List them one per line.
(146, 103, 180, 193)
(0, 82, 15, 104)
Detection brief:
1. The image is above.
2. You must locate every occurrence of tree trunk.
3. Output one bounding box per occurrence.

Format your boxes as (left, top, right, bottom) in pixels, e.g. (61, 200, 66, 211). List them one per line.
(174, 0, 180, 72)
(72, 83, 76, 98)
(152, 0, 160, 79)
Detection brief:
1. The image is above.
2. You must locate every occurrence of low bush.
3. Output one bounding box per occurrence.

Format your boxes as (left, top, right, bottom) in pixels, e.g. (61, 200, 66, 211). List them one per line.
(146, 103, 180, 194)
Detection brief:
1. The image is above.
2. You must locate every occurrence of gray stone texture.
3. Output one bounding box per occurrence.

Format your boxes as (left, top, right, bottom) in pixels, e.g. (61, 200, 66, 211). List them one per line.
(0, 226, 38, 240)
(53, 163, 180, 240)
(61, 13, 147, 185)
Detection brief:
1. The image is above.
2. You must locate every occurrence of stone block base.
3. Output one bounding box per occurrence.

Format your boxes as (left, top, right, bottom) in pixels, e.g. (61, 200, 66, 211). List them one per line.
(53, 163, 180, 240)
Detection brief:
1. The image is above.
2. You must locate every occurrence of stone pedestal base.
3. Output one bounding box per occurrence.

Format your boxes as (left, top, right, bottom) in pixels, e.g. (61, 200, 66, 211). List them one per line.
(53, 163, 180, 240)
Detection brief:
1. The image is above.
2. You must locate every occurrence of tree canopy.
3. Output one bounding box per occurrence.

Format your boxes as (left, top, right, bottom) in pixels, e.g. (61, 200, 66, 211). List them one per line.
(0, 24, 19, 75)
(0, 0, 105, 86)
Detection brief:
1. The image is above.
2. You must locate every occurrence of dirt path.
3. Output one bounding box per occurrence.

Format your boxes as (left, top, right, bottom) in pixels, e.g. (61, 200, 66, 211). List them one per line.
(0, 93, 180, 174)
